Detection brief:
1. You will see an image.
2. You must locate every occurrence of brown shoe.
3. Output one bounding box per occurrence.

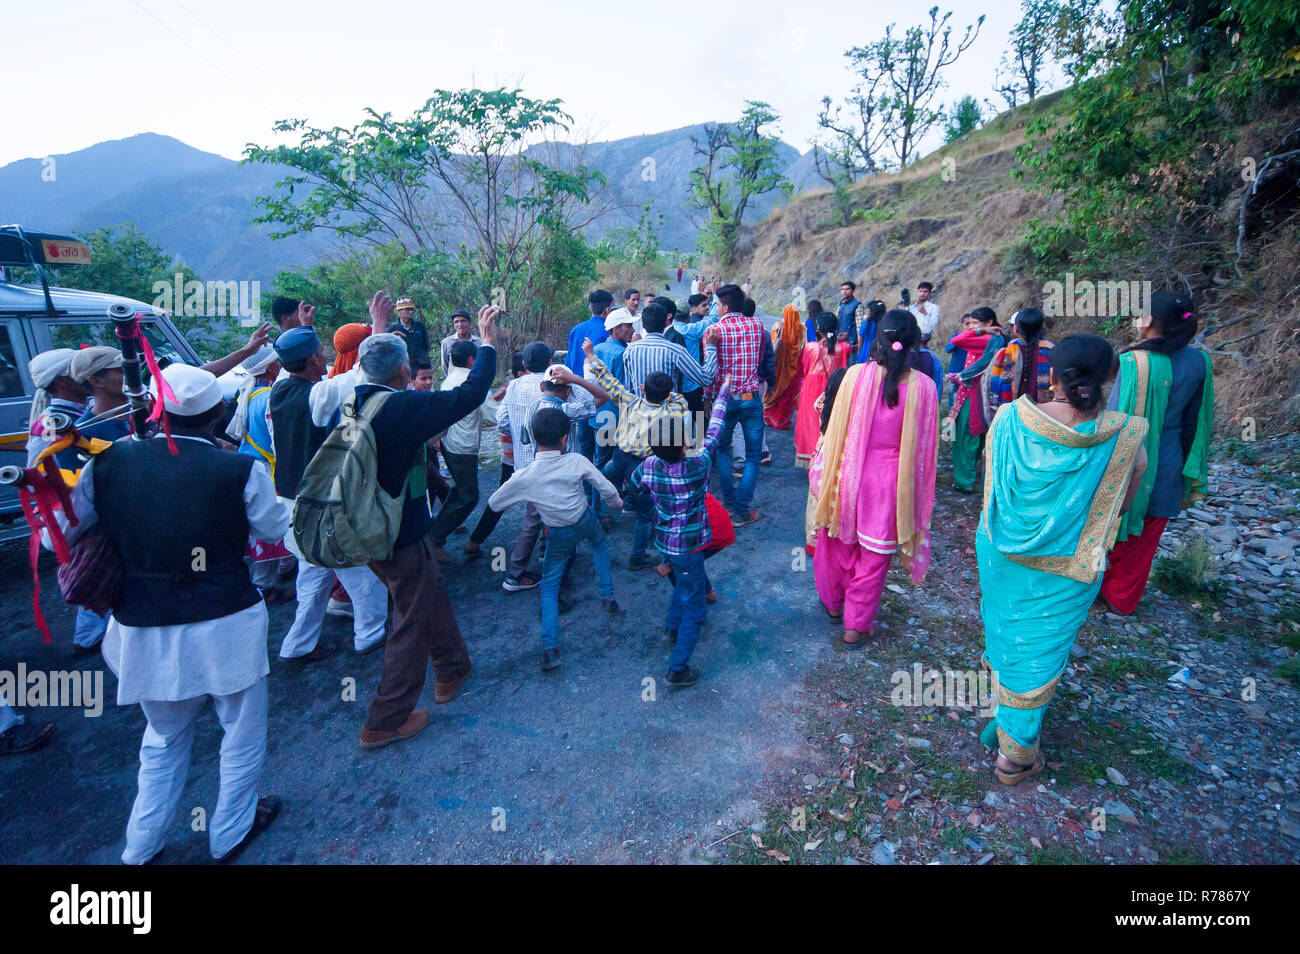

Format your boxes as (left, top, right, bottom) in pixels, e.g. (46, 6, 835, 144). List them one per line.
(434, 662, 473, 704)
(359, 710, 431, 751)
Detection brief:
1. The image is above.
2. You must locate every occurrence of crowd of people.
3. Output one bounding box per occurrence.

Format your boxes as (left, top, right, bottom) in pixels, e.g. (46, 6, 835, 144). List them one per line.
(2, 272, 1214, 863)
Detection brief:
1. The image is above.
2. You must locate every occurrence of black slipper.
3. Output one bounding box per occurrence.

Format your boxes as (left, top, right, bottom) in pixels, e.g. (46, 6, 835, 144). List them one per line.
(214, 796, 281, 865)
(0, 720, 56, 756)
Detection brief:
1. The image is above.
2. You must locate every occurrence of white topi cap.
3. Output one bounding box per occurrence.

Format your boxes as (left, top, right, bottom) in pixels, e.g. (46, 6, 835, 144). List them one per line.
(150, 363, 225, 416)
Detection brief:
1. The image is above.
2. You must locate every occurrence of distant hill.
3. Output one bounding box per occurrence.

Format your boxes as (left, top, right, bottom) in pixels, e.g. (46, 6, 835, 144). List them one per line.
(0, 129, 819, 285)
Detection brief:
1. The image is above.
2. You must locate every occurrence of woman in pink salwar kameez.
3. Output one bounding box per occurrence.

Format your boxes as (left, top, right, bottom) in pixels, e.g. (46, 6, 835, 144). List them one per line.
(809, 310, 938, 648)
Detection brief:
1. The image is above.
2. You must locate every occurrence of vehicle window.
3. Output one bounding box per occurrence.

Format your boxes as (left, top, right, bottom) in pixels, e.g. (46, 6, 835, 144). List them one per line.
(47, 320, 192, 369)
(0, 326, 24, 398)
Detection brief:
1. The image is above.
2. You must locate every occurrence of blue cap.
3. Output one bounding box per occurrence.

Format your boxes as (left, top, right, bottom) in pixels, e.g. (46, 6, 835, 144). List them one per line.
(274, 326, 321, 363)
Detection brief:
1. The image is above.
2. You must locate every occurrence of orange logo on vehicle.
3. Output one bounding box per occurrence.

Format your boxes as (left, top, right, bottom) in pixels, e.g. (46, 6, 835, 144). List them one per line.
(41, 239, 92, 264)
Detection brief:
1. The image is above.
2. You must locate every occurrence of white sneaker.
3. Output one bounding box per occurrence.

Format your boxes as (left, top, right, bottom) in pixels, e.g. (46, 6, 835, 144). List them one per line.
(326, 598, 354, 618)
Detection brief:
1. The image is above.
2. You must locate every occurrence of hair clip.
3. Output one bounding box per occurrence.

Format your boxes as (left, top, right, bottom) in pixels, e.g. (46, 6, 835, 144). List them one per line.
(1182, 311, 1193, 320)
(891, 341, 903, 351)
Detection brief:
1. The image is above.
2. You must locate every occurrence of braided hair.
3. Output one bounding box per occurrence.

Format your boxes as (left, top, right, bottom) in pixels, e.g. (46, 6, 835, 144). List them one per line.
(820, 367, 848, 434)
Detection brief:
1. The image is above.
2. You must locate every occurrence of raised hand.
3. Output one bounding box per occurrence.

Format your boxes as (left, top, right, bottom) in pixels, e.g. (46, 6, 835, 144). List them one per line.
(244, 322, 272, 352)
(581, 337, 595, 358)
(477, 304, 500, 347)
(297, 302, 316, 327)
(368, 292, 394, 333)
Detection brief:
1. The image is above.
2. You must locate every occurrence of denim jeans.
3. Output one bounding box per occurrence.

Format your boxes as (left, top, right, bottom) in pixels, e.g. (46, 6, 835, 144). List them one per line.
(716, 393, 765, 511)
(539, 507, 614, 650)
(590, 425, 614, 517)
(666, 550, 708, 671)
(602, 448, 654, 559)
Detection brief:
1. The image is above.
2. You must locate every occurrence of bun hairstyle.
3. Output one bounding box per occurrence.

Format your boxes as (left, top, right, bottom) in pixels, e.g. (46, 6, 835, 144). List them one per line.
(1049, 333, 1115, 413)
(871, 309, 921, 407)
(1132, 289, 1197, 355)
(816, 311, 839, 351)
(820, 367, 848, 434)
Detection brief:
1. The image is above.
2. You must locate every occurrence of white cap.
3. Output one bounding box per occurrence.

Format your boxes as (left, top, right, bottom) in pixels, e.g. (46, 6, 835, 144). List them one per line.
(150, 363, 225, 416)
(604, 307, 636, 331)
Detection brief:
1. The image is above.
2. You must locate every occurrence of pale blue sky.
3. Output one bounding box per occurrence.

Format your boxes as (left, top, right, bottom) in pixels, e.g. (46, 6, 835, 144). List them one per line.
(4, 0, 1035, 166)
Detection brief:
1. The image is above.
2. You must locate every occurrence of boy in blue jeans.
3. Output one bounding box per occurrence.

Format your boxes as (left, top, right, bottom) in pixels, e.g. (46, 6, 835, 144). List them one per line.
(628, 376, 732, 688)
(487, 407, 623, 672)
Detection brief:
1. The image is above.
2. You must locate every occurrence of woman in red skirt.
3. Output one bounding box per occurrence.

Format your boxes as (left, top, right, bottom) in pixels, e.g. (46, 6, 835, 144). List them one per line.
(1099, 291, 1214, 615)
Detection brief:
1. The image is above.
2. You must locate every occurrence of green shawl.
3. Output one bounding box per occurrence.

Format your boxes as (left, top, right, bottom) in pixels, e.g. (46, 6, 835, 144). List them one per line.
(1112, 349, 1213, 542)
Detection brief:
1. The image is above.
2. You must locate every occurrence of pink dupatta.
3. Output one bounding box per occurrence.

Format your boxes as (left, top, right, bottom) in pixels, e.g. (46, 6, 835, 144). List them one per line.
(813, 362, 938, 583)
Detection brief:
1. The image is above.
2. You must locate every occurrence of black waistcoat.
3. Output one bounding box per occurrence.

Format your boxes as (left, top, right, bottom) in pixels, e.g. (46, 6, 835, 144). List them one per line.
(93, 437, 259, 626)
(269, 375, 328, 498)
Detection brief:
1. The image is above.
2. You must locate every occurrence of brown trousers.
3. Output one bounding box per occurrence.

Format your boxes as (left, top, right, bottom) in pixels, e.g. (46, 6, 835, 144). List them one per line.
(365, 535, 471, 732)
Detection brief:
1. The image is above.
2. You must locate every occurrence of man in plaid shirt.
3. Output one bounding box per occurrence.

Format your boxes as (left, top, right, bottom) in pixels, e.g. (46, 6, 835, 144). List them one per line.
(554, 342, 690, 570)
(628, 377, 732, 688)
(703, 284, 766, 526)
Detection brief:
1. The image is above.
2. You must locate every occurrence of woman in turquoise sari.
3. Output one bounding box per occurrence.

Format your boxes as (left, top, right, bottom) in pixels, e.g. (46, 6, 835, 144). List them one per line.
(977, 335, 1148, 784)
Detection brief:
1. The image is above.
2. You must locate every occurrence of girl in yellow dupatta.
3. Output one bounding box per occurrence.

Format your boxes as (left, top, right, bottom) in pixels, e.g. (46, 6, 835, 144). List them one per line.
(764, 305, 806, 429)
(810, 311, 938, 648)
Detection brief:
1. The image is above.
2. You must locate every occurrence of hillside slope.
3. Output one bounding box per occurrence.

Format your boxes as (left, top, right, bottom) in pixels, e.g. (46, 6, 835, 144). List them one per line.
(736, 93, 1300, 434)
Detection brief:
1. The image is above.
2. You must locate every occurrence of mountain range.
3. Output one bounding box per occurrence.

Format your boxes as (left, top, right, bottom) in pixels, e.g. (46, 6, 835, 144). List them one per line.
(0, 129, 824, 286)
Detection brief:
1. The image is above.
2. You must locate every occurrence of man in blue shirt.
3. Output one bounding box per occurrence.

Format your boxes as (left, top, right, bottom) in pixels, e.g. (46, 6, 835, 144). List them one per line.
(836, 281, 862, 356)
(566, 290, 613, 462)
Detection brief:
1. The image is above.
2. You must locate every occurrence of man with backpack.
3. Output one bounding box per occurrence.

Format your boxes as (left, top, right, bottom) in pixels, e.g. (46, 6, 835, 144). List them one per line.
(331, 303, 498, 750)
(270, 325, 388, 661)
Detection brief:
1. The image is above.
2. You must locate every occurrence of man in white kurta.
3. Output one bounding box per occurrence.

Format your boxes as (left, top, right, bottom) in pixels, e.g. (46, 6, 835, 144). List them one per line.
(63, 364, 290, 864)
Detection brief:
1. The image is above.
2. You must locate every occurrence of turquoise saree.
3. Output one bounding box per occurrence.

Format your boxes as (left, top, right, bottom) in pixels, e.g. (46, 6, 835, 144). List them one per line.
(976, 398, 1148, 765)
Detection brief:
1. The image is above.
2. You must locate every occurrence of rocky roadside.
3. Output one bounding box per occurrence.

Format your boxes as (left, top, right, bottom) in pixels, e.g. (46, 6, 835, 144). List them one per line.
(713, 446, 1300, 865)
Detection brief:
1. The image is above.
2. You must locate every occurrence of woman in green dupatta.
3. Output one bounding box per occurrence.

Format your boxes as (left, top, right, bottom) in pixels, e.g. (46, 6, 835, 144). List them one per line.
(978, 335, 1149, 785)
(1099, 290, 1214, 615)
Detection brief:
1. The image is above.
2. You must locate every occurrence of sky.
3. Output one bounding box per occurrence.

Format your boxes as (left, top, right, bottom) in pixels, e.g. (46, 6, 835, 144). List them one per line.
(2, 0, 1029, 167)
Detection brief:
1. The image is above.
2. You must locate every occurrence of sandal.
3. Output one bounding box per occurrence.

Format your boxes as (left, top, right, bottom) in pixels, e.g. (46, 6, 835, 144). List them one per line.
(995, 753, 1045, 786)
(214, 795, 282, 864)
(0, 720, 56, 756)
(824, 604, 844, 621)
(841, 630, 869, 651)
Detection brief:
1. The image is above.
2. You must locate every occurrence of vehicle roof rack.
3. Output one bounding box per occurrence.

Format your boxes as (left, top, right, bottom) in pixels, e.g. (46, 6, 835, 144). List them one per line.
(0, 225, 92, 318)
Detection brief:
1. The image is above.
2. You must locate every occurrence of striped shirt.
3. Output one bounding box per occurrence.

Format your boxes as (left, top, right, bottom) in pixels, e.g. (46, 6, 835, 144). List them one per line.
(706, 312, 765, 400)
(622, 333, 717, 397)
(588, 355, 691, 458)
(498, 372, 594, 469)
(629, 384, 730, 556)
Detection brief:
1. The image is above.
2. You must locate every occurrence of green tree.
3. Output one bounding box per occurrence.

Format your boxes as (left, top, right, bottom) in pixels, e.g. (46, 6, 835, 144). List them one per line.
(847, 6, 985, 168)
(245, 87, 607, 353)
(995, 0, 1056, 109)
(943, 95, 984, 142)
(20, 224, 243, 357)
(1016, 0, 1300, 281)
(688, 101, 793, 264)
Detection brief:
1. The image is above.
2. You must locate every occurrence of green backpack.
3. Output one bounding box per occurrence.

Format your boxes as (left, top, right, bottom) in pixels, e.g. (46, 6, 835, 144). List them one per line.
(292, 390, 407, 568)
